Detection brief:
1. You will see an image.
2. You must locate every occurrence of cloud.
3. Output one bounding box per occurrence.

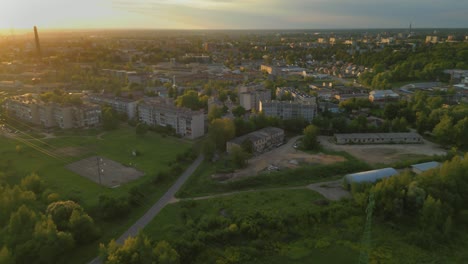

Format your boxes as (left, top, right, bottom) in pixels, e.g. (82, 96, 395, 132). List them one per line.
(110, 0, 468, 29)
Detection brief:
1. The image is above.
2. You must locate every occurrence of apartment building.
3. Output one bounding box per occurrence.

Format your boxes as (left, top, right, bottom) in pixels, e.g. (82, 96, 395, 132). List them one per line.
(259, 100, 316, 122)
(138, 98, 204, 139)
(88, 94, 138, 119)
(238, 84, 271, 111)
(4, 94, 101, 129)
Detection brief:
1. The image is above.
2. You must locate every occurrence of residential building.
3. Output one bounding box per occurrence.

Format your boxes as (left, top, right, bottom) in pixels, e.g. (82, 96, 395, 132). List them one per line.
(226, 127, 284, 154)
(425, 36, 439, 44)
(369, 90, 400, 103)
(3, 94, 101, 129)
(138, 97, 204, 139)
(88, 94, 138, 119)
(260, 100, 316, 122)
(238, 84, 271, 111)
(335, 132, 423, 144)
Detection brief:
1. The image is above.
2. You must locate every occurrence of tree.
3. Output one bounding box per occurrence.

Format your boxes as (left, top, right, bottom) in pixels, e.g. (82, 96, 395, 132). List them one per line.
(302, 125, 319, 149)
(69, 209, 100, 244)
(0, 246, 14, 264)
(432, 115, 454, 145)
(230, 146, 249, 169)
(208, 118, 235, 151)
(102, 106, 119, 130)
(232, 105, 246, 118)
(46, 200, 82, 231)
(202, 139, 216, 161)
(153, 241, 180, 264)
(208, 106, 223, 122)
(20, 173, 44, 195)
(176, 90, 204, 110)
(302, 125, 320, 150)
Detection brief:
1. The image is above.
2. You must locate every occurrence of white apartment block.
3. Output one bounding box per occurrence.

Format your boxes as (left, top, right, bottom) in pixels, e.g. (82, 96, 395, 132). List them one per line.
(138, 98, 204, 139)
(4, 94, 101, 129)
(88, 94, 138, 120)
(259, 100, 317, 122)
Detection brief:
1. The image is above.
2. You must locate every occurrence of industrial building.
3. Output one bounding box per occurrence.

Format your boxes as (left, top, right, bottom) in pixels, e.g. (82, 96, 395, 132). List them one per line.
(343, 168, 399, 188)
(411, 161, 441, 175)
(335, 133, 423, 144)
(226, 127, 284, 154)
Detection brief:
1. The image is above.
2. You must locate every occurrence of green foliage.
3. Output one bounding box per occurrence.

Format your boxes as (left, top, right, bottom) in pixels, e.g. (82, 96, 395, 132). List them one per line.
(229, 146, 249, 169)
(100, 234, 179, 264)
(176, 90, 205, 110)
(231, 105, 246, 118)
(102, 106, 119, 130)
(208, 118, 236, 151)
(208, 105, 224, 122)
(302, 125, 319, 150)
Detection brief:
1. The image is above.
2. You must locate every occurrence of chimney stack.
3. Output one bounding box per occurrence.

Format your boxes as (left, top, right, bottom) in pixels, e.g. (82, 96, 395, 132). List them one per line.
(34, 26, 42, 58)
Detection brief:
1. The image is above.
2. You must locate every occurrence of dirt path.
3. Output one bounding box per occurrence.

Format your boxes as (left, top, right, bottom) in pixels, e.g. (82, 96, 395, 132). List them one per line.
(171, 179, 351, 204)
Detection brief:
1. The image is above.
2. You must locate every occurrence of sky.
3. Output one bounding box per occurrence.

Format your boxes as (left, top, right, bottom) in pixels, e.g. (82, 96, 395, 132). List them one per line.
(0, 0, 467, 30)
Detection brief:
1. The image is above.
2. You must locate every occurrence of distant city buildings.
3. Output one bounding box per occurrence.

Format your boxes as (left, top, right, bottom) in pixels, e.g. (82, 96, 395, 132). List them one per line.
(238, 84, 271, 112)
(88, 94, 138, 120)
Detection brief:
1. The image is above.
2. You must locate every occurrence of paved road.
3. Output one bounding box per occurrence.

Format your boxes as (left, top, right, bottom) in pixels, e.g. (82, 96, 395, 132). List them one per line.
(88, 155, 204, 264)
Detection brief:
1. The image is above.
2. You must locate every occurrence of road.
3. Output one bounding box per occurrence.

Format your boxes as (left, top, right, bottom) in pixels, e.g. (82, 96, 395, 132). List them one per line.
(88, 155, 204, 264)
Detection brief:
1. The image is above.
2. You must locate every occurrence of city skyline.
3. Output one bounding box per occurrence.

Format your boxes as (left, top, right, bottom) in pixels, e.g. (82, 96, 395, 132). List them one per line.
(1, 0, 467, 30)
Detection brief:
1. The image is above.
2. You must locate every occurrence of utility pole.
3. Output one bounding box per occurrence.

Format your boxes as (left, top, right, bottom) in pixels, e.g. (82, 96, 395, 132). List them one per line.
(358, 192, 375, 264)
(96, 156, 103, 185)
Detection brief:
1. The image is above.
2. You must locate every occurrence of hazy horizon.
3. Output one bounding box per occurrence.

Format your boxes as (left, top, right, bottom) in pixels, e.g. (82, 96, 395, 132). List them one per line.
(2, 0, 467, 31)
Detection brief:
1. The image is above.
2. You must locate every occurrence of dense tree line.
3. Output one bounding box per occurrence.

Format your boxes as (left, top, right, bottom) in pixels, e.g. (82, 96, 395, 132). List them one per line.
(0, 174, 100, 264)
(356, 43, 468, 89)
(354, 154, 468, 249)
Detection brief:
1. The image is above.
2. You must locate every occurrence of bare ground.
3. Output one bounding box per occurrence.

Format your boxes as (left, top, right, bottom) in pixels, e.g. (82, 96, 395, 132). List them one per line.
(318, 136, 447, 165)
(214, 136, 346, 180)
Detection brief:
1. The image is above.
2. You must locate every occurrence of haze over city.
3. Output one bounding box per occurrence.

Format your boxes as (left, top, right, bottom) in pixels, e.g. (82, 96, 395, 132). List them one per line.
(1, 0, 467, 30)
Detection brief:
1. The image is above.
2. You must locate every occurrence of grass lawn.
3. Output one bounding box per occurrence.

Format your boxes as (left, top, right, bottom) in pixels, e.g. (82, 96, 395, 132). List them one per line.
(0, 126, 193, 263)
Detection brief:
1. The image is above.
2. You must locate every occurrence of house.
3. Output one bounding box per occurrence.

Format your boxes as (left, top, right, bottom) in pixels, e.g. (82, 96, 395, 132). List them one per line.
(226, 127, 284, 154)
(369, 90, 399, 103)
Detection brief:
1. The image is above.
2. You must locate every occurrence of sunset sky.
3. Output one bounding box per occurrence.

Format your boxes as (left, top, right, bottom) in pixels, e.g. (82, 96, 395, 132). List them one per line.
(1, 0, 467, 30)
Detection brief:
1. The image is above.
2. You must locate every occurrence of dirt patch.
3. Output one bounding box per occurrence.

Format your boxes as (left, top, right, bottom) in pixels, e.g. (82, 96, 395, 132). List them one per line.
(214, 136, 345, 180)
(318, 136, 447, 165)
(307, 180, 351, 201)
(54, 147, 89, 157)
(66, 156, 145, 187)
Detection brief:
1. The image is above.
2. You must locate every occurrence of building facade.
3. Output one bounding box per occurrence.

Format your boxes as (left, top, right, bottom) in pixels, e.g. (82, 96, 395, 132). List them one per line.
(260, 100, 316, 122)
(226, 127, 284, 154)
(88, 94, 138, 120)
(335, 133, 423, 145)
(4, 94, 101, 129)
(138, 98, 204, 139)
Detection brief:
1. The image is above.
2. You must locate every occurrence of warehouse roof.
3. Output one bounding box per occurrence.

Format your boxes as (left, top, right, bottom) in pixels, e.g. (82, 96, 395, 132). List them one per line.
(344, 168, 399, 184)
(411, 161, 440, 172)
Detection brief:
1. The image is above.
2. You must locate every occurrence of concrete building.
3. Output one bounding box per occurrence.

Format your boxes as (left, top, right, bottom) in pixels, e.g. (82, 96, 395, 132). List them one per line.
(138, 97, 204, 139)
(88, 94, 138, 120)
(425, 36, 439, 44)
(260, 100, 316, 122)
(238, 84, 271, 111)
(226, 127, 284, 154)
(411, 161, 441, 175)
(335, 132, 423, 144)
(369, 90, 400, 103)
(4, 94, 101, 129)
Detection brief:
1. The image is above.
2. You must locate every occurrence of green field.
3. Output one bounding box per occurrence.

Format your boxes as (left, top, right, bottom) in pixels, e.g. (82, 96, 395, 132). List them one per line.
(1, 126, 192, 207)
(176, 151, 370, 198)
(0, 126, 194, 263)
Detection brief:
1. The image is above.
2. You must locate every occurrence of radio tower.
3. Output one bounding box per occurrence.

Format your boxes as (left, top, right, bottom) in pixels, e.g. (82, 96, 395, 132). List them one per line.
(33, 26, 42, 58)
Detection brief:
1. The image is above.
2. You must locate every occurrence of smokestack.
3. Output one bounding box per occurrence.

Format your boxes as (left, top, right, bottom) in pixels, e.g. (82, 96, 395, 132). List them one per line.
(34, 26, 42, 58)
